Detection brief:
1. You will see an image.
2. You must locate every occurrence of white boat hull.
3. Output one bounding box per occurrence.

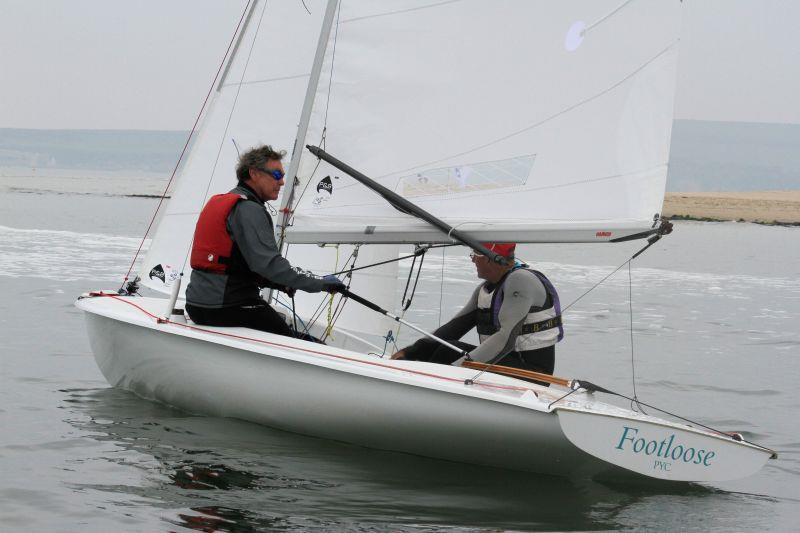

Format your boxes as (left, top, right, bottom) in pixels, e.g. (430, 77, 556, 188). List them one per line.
(77, 294, 774, 482)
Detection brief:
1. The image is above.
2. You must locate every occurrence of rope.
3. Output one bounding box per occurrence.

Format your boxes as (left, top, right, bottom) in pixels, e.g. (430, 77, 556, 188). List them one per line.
(582, 385, 758, 444)
(321, 1, 341, 149)
(437, 245, 446, 327)
(401, 248, 426, 311)
(118, 0, 253, 292)
(561, 259, 630, 314)
(332, 244, 454, 276)
(324, 245, 340, 340)
(273, 296, 308, 332)
(628, 261, 647, 413)
(290, 292, 299, 337)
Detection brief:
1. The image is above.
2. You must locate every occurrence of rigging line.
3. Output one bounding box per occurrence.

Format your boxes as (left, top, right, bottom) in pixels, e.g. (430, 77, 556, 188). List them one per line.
(561, 222, 670, 313)
(324, 244, 341, 339)
(375, 40, 678, 181)
(304, 246, 357, 331)
(301, 291, 333, 335)
(331, 244, 455, 276)
(588, 387, 752, 444)
(181, 0, 270, 275)
(274, 296, 309, 331)
(471, 235, 663, 385)
(583, 0, 636, 34)
(329, 244, 359, 325)
(628, 261, 647, 414)
(118, 0, 253, 291)
(321, 1, 342, 145)
(301, 245, 358, 336)
(402, 249, 426, 311)
(547, 387, 580, 410)
(438, 245, 446, 327)
(392, 246, 428, 346)
(220, 72, 310, 89)
(298, 0, 312, 15)
(290, 292, 299, 336)
(561, 258, 630, 314)
(340, 0, 462, 24)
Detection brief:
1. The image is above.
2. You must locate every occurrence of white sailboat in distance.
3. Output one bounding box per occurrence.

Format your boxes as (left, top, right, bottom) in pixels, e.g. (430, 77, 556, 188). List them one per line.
(76, 0, 776, 482)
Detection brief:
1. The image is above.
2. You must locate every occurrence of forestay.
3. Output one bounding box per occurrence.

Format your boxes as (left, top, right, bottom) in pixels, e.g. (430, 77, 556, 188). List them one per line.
(286, 0, 683, 245)
(139, 1, 326, 294)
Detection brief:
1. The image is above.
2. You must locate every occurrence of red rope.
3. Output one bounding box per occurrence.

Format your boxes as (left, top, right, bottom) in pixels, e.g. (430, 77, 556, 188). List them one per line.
(120, 0, 254, 291)
(89, 293, 531, 394)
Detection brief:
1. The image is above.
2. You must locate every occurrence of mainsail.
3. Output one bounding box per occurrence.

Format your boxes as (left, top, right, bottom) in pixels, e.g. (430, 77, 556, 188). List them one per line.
(285, 0, 683, 244)
(137, 0, 682, 338)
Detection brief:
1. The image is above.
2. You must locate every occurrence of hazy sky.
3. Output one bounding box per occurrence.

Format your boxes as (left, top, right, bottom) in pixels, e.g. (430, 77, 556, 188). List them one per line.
(1, 0, 798, 130)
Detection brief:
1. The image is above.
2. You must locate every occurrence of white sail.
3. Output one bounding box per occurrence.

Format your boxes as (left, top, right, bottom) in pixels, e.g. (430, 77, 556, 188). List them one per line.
(286, 0, 683, 244)
(139, 0, 328, 294)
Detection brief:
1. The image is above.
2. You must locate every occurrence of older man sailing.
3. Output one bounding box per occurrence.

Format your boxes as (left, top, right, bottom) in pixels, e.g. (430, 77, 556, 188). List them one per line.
(185, 144, 344, 337)
(392, 243, 562, 374)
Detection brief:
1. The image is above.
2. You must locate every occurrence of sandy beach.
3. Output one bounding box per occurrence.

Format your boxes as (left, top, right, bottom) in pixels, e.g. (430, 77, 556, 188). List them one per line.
(663, 190, 800, 225)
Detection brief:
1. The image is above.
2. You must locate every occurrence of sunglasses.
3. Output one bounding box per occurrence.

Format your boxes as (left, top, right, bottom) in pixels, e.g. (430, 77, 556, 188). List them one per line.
(257, 167, 285, 181)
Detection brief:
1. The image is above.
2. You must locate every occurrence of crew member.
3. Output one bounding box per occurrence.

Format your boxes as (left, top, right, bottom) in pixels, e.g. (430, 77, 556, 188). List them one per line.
(185, 144, 344, 336)
(392, 243, 562, 374)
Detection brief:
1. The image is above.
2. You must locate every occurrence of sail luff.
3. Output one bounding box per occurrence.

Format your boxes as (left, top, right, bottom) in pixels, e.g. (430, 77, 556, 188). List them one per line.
(277, 0, 341, 247)
(216, 0, 261, 92)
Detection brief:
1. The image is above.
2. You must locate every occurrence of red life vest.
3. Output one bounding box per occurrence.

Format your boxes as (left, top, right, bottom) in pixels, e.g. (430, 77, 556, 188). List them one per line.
(190, 193, 247, 273)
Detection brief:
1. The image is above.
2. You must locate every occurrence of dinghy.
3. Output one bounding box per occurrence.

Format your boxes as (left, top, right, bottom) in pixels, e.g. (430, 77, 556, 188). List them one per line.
(77, 0, 776, 482)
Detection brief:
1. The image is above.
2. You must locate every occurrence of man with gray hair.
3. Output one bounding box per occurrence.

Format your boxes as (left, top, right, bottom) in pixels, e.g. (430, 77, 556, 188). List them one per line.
(185, 144, 344, 337)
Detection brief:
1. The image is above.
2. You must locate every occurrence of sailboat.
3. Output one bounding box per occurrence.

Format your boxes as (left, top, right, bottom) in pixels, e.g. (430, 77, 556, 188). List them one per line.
(76, 0, 775, 482)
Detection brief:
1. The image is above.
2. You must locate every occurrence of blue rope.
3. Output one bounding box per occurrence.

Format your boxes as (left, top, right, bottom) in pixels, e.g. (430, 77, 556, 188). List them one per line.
(273, 297, 309, 332)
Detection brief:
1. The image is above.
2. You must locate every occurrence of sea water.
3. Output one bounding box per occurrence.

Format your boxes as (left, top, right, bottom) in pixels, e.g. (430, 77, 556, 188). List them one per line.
(1, 188, 798, 531)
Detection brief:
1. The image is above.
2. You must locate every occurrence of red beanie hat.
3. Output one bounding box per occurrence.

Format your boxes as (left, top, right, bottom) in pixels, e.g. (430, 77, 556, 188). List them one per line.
(481, 242, 516, 258)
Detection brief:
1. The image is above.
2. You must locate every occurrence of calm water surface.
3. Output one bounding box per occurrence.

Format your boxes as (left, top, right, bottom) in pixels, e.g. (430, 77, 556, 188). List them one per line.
(1, 190, 798, 531)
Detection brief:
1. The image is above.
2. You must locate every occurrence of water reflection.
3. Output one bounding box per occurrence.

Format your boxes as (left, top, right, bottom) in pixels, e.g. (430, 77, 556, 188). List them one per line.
(171, 464, 259, 491)
(171, 506, 268, 532)
(63, 387, 717, 531)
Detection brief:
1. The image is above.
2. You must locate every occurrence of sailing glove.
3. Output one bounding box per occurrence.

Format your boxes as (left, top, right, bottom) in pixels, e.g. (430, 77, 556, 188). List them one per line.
(322, 275, 346, 294)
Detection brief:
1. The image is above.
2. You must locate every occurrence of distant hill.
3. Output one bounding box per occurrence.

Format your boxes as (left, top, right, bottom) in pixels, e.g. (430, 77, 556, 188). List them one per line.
(0, 128, 186, 172)
(1, 121, 798, 191)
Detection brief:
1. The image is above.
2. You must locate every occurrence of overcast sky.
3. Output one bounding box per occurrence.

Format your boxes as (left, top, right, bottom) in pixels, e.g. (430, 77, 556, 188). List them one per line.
(1, 0, 798, 130)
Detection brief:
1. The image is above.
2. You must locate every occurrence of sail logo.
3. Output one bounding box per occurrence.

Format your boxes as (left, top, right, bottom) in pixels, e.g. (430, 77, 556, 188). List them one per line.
(316, 176, 333, 194)
(616, 426, 716, 470)
(148, 264, 179, 285)
(313, 176, 334, 207)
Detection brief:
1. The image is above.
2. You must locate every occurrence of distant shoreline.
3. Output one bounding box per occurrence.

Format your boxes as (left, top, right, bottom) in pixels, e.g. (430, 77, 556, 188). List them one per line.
(2, 172, 798, 226)
(663, 191, 800, 226)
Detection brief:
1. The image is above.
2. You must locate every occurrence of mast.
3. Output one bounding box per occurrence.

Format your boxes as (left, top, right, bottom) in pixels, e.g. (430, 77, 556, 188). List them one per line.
(277, 0, 340, 248)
